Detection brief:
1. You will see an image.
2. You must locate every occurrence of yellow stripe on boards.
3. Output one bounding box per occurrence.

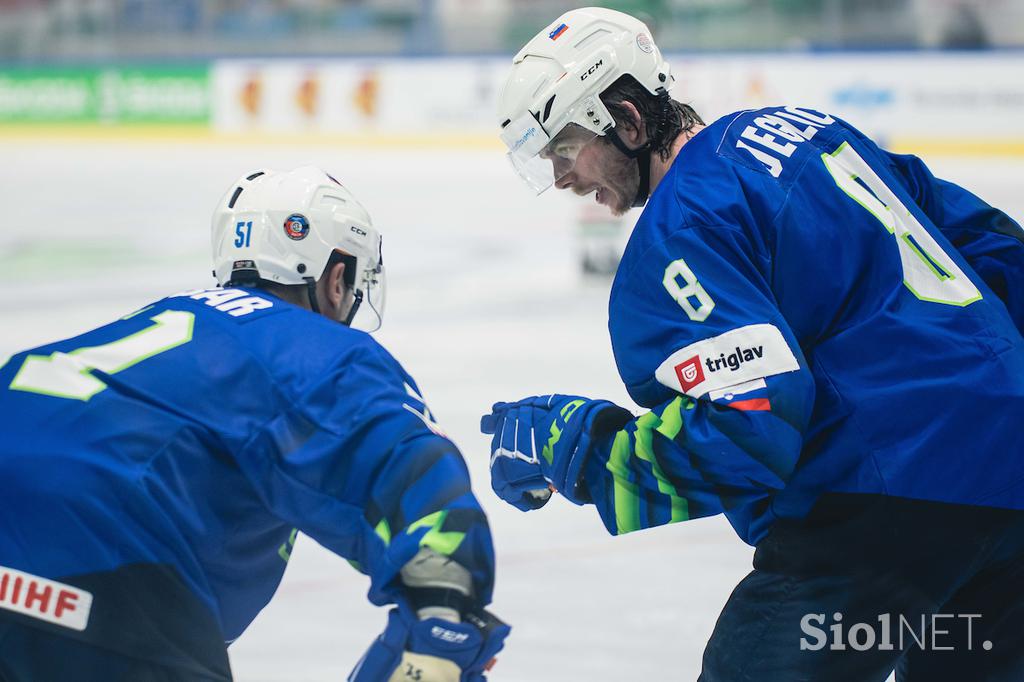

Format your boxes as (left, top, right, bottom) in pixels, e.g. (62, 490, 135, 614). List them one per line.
(888, 137, 1024, 158)
(2, 125, 1022, 157)
(0, 124, 503, 150)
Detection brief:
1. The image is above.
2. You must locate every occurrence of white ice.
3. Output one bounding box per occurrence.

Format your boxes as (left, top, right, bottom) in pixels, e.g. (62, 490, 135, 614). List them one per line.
(1, 138, 1021, 681)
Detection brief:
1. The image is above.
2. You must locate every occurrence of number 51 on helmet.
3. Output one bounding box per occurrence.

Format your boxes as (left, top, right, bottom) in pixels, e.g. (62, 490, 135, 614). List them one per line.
(210, 166, 386, 331)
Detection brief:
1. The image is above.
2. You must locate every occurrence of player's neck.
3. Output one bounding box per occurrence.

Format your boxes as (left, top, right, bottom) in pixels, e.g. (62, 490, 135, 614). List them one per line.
(649, 125, 705, 191)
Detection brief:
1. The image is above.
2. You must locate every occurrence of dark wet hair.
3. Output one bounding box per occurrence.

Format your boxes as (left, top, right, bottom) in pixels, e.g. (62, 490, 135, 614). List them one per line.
(599, 75, 704, 160)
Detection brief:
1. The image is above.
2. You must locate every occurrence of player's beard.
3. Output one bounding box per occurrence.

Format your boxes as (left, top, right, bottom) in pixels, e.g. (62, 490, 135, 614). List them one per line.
(604, 150, 640, 217)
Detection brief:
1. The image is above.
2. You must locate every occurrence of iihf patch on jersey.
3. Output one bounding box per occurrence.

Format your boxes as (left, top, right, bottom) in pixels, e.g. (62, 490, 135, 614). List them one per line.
(655, 324, 799, 398)
(0, 565, 92, 631)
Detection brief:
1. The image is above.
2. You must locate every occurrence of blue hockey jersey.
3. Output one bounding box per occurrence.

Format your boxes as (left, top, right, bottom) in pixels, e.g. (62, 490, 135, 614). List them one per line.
(0, 288, 495, 674)
(582, 106, 1024, 546)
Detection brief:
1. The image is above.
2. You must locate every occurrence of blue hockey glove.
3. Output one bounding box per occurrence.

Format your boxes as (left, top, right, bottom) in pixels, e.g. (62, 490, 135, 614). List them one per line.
(481, 395, 633, 508)
(349, 606, 509, 682)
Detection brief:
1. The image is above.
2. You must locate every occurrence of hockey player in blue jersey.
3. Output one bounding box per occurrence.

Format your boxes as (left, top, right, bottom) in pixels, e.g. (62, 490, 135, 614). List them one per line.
(0, 167, 508, 681)
(485, 7, 1024, 681)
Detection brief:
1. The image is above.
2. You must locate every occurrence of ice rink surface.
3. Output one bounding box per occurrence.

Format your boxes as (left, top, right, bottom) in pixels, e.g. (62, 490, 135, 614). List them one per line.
(2, 137, 1022, 681)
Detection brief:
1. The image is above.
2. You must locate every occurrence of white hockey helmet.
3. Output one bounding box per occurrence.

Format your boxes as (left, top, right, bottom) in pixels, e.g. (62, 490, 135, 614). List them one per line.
(211, 166, 385, 330)
(497, 7, 673, 195)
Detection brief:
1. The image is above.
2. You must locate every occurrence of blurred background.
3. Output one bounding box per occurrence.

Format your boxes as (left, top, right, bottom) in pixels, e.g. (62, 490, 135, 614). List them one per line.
(2, 0, 1024, 59)
(2, 2, 1023, 681)
(2, 0, 1023, 156)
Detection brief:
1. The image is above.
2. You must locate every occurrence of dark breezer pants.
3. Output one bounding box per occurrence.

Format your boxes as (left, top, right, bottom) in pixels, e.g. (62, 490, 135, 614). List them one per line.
(699, 495, 1024, 682)
(0, 621, 227, 682)
(0, 563, 232, 682)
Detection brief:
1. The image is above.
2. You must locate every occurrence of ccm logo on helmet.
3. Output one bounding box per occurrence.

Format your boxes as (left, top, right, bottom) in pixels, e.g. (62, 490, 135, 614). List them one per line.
(580, 59, 604, 81)
(351, 226, 367, 236)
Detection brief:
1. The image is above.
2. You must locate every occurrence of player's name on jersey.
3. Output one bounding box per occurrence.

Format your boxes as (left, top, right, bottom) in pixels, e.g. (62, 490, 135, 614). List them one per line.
(0, 566, 92, 631)
(734, 106, 836, 178)
(173, 288, 274, 317)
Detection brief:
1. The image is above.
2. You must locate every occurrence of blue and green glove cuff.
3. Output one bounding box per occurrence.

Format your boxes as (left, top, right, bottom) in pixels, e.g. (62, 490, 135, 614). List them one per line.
(482, 395, 633, 506)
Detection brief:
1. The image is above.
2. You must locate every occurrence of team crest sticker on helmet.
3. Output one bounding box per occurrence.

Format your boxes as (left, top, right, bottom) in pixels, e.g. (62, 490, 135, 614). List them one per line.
(548, 22, 568, 40)
(283, 214, 310, 240)
(636, 33, 654, 53)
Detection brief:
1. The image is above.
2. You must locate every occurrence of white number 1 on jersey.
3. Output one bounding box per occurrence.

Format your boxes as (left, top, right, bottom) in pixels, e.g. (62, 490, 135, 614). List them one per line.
(822, 142, 982, 307)
(8, 310, 194, 401)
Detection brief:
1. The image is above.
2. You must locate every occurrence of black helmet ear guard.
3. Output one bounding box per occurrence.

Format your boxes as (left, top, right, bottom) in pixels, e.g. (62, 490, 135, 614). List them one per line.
(323, 250, 362, 324)
(301, 250, 360, 321)
(332, 250, 366, 327)
(604, 126, 653, 208)
(602, 88, 684, 208)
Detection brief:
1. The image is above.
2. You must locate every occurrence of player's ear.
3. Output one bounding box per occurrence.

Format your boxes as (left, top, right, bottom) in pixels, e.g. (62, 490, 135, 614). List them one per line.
(616, 100, 644, 147)
(325, 260, 346, 310)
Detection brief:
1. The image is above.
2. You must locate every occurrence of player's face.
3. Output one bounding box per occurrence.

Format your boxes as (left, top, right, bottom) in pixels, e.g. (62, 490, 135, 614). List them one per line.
(552, 136, 638, 216)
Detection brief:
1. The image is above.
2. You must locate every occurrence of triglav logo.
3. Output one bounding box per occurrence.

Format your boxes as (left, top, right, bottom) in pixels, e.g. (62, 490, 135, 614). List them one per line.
(706, 345, 764, 373)
(674, 355, 705, 392)
(674, 345, 764, 392)
(655, 323, 800, 399)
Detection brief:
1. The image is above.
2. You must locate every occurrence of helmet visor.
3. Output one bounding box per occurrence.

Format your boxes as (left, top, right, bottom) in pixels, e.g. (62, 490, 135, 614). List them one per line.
(501, 115, 600, 194)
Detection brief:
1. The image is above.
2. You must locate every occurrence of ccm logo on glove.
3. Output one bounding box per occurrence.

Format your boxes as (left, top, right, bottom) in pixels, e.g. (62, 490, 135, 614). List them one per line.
(431, 625, 470, 644)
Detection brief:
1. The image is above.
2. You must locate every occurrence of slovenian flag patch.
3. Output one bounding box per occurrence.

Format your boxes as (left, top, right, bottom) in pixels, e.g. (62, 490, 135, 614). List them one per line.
(549, 23, 568, 40)
(710, 378, 771, 411)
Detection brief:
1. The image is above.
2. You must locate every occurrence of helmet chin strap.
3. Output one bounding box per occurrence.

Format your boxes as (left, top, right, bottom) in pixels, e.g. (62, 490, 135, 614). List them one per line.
(343, 289, 363, 327)
(604, 127, 652, 208)
(303, 277, 321, 315)
(304, 275, 364, 327)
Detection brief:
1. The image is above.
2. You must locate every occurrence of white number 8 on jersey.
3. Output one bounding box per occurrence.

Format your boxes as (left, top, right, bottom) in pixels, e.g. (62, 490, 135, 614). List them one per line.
(663, 257, 716, 322)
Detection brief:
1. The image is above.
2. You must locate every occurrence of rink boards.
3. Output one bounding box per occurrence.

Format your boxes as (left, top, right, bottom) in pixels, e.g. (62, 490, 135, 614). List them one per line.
(2, 51, 1024, 157)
